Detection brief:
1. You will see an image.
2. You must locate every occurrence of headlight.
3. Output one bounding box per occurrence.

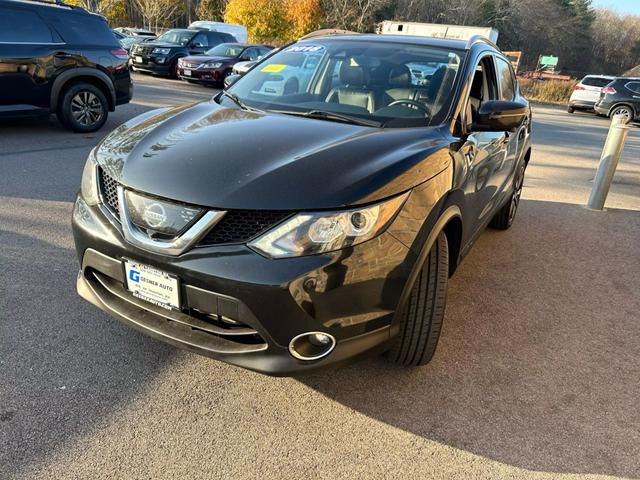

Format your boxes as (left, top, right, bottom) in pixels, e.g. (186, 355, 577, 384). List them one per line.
(203, 62, 222, 69)
(152, 48, 171, 55)
(249, 193, 409, 258)
(80, 150, 100, 206)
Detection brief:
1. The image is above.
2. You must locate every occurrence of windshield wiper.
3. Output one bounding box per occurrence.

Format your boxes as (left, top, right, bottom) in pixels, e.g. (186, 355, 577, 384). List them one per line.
(271, 109, 382, 128)
(218, 90, 263, 113)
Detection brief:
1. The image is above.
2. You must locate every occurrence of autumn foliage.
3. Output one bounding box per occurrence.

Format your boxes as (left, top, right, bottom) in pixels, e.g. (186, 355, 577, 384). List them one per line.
(224, 0, 321, 43)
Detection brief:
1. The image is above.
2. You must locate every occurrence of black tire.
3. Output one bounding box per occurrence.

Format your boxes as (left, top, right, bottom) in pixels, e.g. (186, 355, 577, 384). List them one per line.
(490, 159, 526, 230)
(56, 82, 108, 133)
(388, 231, 449, 366)
(567, 106, 575, 114)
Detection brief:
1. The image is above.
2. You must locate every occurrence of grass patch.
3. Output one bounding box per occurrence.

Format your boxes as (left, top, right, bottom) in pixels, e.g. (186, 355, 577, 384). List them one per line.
(519, 79, 578, 105)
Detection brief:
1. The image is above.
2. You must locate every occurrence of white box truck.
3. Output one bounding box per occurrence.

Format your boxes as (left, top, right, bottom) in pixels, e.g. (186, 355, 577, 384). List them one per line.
(378, 21, 498, 43)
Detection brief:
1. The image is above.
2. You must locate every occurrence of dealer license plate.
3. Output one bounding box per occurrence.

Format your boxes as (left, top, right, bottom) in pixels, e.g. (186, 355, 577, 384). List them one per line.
(183, 69, 192, 76)
(124, 260, 180, 310)
(135, 55, 143, 63)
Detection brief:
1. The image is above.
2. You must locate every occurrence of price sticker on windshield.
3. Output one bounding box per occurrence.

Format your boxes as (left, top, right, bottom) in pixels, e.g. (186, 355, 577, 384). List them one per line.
(284, 45, 325, 53)
(261, 64, 287, 73)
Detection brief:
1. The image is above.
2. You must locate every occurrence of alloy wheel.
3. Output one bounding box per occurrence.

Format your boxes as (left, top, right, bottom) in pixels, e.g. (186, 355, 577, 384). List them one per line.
(612, 107, 632, 123)
(70, 91, 104, 127)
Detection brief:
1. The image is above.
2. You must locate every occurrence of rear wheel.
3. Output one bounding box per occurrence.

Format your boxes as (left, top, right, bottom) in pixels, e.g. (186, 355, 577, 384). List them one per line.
(57, 83, 108, 133)
(610, 105, 633, 124)
(567, 106, 575, 114)
(388, 231, 449, 366)
(490, 160, 526, 230)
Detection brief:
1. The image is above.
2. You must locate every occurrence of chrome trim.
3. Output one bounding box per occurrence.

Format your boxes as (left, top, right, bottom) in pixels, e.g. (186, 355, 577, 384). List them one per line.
(117, 186, 226, 256)
(288, 331, 336, 361)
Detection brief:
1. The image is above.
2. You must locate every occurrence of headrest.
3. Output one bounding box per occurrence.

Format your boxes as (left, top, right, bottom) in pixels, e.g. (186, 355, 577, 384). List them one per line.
(388, 65, 411, 88)
(340, 60, 365, 87)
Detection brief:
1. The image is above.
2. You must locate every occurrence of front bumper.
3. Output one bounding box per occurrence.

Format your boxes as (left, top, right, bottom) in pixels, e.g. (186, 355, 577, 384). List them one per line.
(72, 197, 415, 375)
(131, 55, 172, 75)
(178, 67, 223, 83)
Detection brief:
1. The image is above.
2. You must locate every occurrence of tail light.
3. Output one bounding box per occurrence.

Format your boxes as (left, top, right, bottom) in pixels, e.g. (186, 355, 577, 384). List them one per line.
(574, 85, 586, 91)
(111, 49, 129, 60)
(602, 86, 617, 95)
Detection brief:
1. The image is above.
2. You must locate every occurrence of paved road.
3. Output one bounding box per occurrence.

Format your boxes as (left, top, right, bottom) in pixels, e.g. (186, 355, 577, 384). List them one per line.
(1, 75, 639, 480)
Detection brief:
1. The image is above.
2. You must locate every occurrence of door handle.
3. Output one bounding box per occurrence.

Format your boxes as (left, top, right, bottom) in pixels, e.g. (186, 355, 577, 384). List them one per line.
(54, 52, 73, 58)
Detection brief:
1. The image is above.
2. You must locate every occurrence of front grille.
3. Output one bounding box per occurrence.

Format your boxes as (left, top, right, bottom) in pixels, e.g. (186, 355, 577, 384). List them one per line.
(200, 210, 293, 246)
(97, 166, 292, 245)
(98, 167, 120, 220)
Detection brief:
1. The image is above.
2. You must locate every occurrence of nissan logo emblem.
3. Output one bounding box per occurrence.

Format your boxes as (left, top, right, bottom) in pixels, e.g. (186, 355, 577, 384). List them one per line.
(142, 203, 167, 228)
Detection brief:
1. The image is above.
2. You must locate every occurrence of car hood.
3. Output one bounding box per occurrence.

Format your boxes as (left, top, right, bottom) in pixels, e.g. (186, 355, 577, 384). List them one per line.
(96, 102, 451, 210)
(143, 41, 180, 48)
(183, 55, 233, 63)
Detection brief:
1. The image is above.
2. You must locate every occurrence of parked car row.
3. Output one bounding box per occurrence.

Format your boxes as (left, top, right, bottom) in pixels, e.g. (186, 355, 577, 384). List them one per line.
(569, 74, 640, 123)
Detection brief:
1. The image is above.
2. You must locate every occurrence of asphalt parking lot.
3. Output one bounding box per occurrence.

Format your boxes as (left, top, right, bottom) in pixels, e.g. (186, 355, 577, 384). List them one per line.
(1, 73, 639, 480)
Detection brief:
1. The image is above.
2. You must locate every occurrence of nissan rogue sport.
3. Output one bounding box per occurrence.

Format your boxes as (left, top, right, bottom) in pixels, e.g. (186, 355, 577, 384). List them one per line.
(72, 33, 532, 375)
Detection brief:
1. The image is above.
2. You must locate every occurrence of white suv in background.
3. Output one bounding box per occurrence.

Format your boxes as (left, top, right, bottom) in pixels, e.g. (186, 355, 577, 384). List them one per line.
(568, 75, 615, 113)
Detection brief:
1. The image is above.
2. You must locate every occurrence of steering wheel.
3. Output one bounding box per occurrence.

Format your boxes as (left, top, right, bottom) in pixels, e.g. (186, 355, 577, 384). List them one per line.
(387, 99, 430, 116)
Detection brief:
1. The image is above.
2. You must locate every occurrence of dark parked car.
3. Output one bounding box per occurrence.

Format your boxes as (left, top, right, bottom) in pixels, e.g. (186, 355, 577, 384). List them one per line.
(130, 28, 236, 77)
(0, 0, 132, 132)
(73, 34, 532, 375)
(178, 43, 272, 85)
(594, 77, 640, 123)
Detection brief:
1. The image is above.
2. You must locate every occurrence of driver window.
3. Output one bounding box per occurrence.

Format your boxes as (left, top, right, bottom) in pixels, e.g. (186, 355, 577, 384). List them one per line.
(192, 33, 208, 47)
(466, 56, 498, 127)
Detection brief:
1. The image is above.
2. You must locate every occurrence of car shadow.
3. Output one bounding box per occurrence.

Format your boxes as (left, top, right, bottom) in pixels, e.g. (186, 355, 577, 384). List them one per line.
(0, 227, 177, 478)
(298, 199, 640, 478)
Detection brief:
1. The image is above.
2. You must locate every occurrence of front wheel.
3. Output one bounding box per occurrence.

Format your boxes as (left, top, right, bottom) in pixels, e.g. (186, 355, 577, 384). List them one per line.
(388, 231, 449, 366)
(567, 106, 575, 114)
(57, 83, 108, 133)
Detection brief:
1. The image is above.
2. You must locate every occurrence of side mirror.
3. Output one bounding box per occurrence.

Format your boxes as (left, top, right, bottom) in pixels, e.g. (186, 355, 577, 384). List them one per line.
(191, 42, 204, 48)
(239, 56, 250, 62)
(224, 74, 241, 88)
(473, 100, 528, 132)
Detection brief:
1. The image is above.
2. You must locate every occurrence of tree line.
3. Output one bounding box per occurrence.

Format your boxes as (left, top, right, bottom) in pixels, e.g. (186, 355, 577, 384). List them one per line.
(72, 0, 640, 75)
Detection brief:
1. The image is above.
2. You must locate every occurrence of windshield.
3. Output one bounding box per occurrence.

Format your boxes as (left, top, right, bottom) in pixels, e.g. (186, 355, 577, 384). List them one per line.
(226, 39, 463, 127)
(156, 30, 194, 46)
(206, 43, 244, 57)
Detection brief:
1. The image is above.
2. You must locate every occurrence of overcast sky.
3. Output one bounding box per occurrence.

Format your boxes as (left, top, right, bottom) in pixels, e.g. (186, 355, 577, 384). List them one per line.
(593, 0, 640, 14)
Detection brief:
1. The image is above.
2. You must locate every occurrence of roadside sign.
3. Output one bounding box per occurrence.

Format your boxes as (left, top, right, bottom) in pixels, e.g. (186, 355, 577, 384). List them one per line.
(539, 55, 559, 67)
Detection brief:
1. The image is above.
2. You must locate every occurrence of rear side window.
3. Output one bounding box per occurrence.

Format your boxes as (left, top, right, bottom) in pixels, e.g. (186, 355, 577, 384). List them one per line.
(0, 7, 53, 43)
(582, 77, 613, 88)
(50, 12, 116, 45)
(495, 57, 515, 101)
(625, 82, 640, 94)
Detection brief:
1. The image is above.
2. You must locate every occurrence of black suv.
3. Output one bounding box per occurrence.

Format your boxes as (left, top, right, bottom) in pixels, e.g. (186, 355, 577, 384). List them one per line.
(0, 0, 132, 132)
(594, 77, 640, 123)
(130, 29, 236, 77)
(73, 34, 532, 375)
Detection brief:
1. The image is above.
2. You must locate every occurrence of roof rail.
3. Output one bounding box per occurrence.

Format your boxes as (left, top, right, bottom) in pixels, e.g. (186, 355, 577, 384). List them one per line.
(465, 34, 499, 50)
(299, 29, 358, 41)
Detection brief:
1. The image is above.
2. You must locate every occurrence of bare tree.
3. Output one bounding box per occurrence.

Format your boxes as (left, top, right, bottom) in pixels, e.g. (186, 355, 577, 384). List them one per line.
(74, 0, 115, 15)
(321, 0, 387, 32)
(133, 0, 180, 30)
